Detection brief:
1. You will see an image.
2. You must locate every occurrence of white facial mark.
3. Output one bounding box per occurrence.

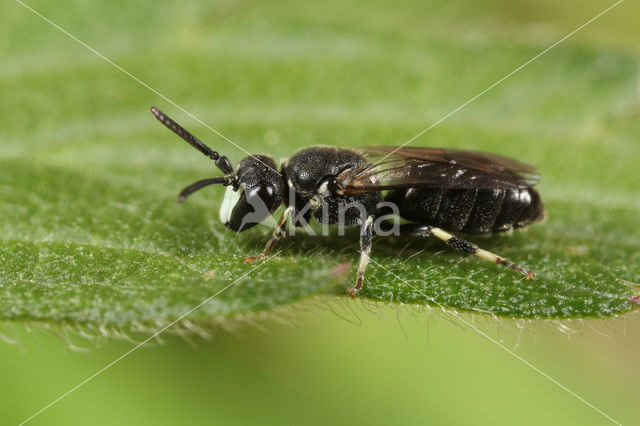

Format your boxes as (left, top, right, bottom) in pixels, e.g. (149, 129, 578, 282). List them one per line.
(219, 184, 244, 224)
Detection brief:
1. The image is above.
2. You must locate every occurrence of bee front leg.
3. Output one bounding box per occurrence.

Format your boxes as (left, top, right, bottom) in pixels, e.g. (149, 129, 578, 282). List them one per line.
(348, 215, 374, 298)
(244, 206, 293, 264)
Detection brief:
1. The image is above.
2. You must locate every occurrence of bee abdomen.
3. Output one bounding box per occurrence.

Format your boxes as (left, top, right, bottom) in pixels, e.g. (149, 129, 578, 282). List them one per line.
(386, 187, 544, 234)
(385, 188, 478, 231)
(462, 189, 505, 233)
(490, 188, 544, 233)
(436, 188, 478, 232)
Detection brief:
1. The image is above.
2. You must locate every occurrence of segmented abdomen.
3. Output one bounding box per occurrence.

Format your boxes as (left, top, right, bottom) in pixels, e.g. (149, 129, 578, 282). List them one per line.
(385, 187, 544, 234)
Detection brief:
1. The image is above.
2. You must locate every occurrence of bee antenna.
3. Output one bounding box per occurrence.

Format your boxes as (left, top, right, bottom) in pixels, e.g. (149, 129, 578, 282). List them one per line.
(177, 177, 236, 202)
(150, 106, 234, 175)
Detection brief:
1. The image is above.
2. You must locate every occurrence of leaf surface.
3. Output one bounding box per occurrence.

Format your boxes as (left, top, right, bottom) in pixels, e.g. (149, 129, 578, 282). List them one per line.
(1, 0, 639, 326)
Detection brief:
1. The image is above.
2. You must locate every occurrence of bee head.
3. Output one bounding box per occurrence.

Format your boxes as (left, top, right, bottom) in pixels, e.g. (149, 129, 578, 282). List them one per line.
(219, 155, 283, 232)
(150, 106, 283, 232)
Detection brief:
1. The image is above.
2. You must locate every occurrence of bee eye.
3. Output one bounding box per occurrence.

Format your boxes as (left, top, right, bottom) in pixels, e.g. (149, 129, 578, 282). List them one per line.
(225, 185, 277, 232)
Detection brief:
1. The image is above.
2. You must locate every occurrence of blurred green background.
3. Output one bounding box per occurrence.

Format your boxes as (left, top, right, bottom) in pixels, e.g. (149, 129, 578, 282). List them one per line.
(1, 0, 639, 424)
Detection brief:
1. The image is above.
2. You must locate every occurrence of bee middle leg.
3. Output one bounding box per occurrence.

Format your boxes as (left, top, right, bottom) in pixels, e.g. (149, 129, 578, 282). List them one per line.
(348, 215, 374, 298)
(397, 223, 535, 279)
(244, 206, 293, 264)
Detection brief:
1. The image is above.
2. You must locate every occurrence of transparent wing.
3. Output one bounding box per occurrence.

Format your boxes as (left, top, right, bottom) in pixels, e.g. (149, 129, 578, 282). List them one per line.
(339, 146, 539, 193)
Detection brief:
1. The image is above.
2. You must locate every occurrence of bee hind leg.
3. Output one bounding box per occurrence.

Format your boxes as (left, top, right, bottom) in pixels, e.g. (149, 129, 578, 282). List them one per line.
(399, 224, 535, 279)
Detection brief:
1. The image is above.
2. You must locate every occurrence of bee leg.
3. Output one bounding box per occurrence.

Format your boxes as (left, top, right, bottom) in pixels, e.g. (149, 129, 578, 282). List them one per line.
(428, 227, 535, 279)
(244, 206, 293, 264)
(394, 224, 534, 279)
(348, 215, 374, 298)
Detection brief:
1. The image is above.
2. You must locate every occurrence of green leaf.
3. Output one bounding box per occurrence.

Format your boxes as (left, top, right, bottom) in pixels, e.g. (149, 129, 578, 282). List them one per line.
(1, 0, 639, 326)
(0, 161, 345, 325)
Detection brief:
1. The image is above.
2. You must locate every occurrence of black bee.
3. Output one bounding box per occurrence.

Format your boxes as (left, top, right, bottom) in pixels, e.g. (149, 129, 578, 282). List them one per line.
(151, 107, 545, 296)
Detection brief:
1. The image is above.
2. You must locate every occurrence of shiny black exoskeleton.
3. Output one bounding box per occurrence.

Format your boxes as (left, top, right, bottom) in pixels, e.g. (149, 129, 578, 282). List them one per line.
(385, 187, 543, 234)
(151, 106, 545, 296)
(282, 146, 382, 228)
